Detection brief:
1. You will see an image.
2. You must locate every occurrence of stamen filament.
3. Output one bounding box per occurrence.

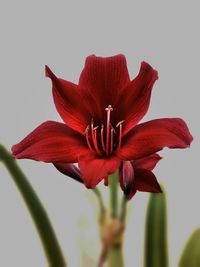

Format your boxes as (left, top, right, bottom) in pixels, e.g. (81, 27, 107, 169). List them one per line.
(91, 118, 95, 144)
(91, 119, 100, 153)
(118, 124, 122, 148)
(116, 120, 124, 149)
(93, 127, 101, 153)
(105, 105, 113, 156)
(101, 125, 106, 152)
(85, 127, 94, 152)
(110, 128, 114, 154)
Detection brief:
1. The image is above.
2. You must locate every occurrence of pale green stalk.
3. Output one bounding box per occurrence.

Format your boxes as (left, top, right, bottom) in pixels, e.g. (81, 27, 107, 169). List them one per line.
(107, 172, 124, 267)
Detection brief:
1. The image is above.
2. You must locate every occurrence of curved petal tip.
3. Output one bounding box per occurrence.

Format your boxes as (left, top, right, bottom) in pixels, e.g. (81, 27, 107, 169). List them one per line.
(45, 65, 57, 80)
(141, 61, 159, 81)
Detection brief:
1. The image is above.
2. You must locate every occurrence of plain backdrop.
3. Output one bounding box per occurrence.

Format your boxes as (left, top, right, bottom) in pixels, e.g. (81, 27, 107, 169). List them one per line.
(0, 1, 199, 266)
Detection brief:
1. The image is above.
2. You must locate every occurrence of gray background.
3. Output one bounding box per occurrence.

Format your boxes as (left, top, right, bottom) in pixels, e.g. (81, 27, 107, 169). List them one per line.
(0, 0, 199, 266)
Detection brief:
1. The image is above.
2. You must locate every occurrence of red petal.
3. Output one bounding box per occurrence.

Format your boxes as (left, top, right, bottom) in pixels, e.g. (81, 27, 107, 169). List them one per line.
(132, 153, 162, 171)
(12, 121, 88, 162)
(79, 55, 130, 121)
(117, 118, 193, 160)
(45, 65, 91, 135)
(126, 186, 137, 200)
(134, 168, 162, 193)
(115, 62, 158, 135)
(119, 161, 135, 196)
(78, 154, 120, 188)
(53, 162, 83, 183)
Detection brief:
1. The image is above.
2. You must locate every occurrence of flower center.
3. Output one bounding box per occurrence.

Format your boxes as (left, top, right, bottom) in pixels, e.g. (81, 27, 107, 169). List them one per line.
(85, 105, 124, 156)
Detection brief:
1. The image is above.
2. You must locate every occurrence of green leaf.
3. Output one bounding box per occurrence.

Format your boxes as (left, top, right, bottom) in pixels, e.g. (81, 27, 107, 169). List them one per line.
(0, 145, 67, 267)
(178, 228, 200, 267)
(144, 188, 169, 267)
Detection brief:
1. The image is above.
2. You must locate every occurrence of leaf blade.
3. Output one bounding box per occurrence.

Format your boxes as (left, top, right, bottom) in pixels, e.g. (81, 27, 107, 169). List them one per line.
(144, 188, 169, 267)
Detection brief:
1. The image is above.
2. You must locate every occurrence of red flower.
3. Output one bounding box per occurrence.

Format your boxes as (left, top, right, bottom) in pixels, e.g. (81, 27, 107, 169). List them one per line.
(12, 55, 193, 190)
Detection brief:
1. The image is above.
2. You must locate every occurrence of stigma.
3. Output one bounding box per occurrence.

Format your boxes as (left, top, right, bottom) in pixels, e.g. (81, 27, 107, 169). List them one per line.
(84, 105, 124, 156)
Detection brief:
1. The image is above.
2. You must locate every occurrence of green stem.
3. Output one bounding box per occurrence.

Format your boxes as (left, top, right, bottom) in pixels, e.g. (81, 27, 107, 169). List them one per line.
(92, 188, 106, 224)
(120, 195, 127, 223)
(108, 172, 118, 219)
(0, 145, 67, 267)
(107, 244, 124, 267)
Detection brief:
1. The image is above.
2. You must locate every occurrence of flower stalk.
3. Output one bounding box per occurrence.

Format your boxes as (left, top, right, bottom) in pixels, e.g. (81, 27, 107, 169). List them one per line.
(0, 145, 67, 267)
(120, 195, 128, 223)
(106, 172, 125, 267)
(107, 244, 124, 267)
(109, 172, 119, 219)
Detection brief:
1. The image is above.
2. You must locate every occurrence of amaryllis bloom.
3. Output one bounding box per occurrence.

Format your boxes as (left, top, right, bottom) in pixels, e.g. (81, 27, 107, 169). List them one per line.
(12, 55, 193, 191)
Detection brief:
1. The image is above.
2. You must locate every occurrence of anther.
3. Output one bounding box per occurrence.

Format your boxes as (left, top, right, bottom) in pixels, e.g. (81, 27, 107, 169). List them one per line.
(116, 120, 125, 128)
(110, 124, 116, 134)
(85, 125, 89, 134)
(93, 126, 99, 131)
